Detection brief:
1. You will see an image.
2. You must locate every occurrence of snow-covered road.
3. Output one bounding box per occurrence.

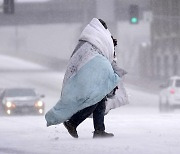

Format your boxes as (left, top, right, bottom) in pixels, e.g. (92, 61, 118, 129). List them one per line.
(0, 55, 180, 154)
(1, 111, 180, 154)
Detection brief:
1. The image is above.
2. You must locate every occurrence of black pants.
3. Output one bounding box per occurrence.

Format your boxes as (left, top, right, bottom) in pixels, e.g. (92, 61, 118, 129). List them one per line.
(68, 98, 106, 131)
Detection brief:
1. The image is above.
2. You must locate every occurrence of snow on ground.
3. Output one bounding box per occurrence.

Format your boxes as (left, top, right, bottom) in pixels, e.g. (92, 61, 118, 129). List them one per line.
(0, 111, 180, 154)
(0, 55, 180, 154)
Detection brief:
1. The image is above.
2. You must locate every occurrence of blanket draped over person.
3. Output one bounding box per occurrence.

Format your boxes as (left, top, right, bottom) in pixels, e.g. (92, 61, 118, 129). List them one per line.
(45, 18, 121, 126)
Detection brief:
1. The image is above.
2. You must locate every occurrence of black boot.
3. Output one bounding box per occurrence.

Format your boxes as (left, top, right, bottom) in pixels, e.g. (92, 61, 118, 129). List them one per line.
(63, 121, 78, 138)
(93, 130, 114, 138)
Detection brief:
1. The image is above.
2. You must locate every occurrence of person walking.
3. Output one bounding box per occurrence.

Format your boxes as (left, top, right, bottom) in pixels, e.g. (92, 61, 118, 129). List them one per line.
(45, 18, 123, 138)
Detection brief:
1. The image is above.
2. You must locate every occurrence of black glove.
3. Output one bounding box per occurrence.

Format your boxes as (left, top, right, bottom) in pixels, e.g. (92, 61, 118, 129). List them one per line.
(107, 86, 118, 98)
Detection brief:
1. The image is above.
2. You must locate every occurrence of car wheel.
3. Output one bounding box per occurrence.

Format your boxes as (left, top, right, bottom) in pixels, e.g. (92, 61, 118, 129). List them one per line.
(159, 98, 170, 113)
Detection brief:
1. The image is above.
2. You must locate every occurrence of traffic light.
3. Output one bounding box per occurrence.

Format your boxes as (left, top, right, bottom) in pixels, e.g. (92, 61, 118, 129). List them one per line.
(129, 4, 139, 24)
(3, 0, 14, 14)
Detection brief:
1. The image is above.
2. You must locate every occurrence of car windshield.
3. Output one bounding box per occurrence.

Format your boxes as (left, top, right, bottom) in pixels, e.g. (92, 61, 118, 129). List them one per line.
(4, 89, 36, 97)
(175, 80, 180, 87)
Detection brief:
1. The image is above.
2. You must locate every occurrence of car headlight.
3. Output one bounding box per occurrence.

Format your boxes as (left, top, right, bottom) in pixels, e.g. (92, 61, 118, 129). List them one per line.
(6, 101, 12, 108)
(38, 109, 43, 114)
(35, 101, 43, 107)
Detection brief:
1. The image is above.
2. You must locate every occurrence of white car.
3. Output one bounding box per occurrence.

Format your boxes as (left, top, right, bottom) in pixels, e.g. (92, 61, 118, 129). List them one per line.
(159, 76, 180, 112)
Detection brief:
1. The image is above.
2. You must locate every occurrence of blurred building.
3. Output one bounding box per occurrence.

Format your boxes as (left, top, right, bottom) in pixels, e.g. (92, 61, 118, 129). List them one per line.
(0, 0, 150, 25)
(0, 0, 150, 71)
(150, 0, 180, 79)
